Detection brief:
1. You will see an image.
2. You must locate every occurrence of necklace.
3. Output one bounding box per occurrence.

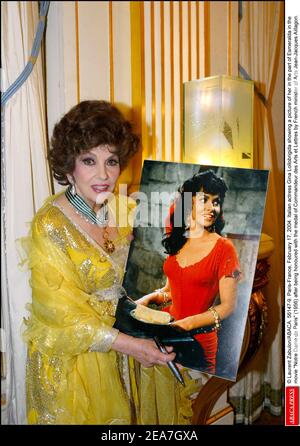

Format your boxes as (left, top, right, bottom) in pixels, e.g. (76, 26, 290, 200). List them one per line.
(102, 227, 116, 254)
(65, 186, 109, 226)
(65, 186, 115, 254)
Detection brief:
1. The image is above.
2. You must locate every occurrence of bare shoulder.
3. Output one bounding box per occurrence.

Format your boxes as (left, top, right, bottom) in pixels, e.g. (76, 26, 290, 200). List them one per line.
(220, 237, 237, 252)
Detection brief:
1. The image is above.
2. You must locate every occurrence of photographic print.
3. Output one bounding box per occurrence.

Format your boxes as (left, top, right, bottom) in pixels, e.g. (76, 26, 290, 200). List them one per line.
(116, 160, 269, 381)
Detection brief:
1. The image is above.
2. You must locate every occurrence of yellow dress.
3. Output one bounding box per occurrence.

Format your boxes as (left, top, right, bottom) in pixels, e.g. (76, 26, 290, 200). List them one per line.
(22, 193, 141, 424)
(21, 193, 199, 425)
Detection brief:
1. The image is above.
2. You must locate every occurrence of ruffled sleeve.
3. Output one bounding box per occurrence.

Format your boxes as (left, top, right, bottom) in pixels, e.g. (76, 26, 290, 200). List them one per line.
(217, 238, 241, 281)
(21, 205, 119, 357)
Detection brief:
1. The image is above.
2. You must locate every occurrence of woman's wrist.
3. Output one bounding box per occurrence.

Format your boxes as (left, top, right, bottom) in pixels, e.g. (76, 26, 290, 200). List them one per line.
(154, 288, 170, 304)
(208, 306, 222, 330)
(186, 308, 222, 331)
(171, 316, 194, 331)
(111, 332, 136, 355)
(89, 327, 119, 353)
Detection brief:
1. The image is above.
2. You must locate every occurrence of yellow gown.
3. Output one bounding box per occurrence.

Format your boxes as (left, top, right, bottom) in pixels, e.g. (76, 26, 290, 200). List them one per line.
(21, 193, 199, 425)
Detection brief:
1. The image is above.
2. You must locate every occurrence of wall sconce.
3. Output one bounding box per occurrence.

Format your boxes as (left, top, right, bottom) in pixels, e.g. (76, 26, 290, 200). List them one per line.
(183, 75, 254, 168)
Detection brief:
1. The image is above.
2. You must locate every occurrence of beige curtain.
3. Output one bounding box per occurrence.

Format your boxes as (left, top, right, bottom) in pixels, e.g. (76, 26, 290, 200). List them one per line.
(229, 1, 284, 423)
(1, 1, 52, 424)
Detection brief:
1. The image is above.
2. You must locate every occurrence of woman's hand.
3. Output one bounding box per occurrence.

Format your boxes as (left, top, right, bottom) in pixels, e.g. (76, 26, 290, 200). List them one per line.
(130, 338, 175, 367)
(135, 292, 158, 307)
(171, 316, 195, 332)
(112, 333, 175, 367)
(136, 280, 171, 307)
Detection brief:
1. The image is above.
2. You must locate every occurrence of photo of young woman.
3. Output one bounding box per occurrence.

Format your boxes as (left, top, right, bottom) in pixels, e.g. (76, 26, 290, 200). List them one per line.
(136, 170, 241, 374)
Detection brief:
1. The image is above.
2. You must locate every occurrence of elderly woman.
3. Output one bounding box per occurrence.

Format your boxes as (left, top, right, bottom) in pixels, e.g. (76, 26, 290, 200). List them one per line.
(22, 100, 175, 425)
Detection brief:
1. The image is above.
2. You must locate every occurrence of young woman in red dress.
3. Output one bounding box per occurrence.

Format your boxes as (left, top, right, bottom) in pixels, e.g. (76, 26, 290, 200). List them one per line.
(137, 170, 241, 374)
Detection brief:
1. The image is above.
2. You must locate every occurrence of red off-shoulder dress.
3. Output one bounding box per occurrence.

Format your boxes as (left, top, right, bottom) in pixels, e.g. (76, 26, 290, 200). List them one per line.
(163, 237, 240, 374)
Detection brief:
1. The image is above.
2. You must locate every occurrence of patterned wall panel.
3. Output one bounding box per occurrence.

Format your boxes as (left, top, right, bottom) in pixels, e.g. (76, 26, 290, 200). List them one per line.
(46, 1, 237, 190)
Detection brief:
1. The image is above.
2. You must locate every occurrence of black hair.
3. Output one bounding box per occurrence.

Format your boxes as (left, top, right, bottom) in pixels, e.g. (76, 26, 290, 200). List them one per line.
(162, 170, 228, 255)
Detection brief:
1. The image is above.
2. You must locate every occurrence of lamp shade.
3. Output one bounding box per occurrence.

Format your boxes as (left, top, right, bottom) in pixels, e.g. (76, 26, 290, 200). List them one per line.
(183, 75, 254, 168)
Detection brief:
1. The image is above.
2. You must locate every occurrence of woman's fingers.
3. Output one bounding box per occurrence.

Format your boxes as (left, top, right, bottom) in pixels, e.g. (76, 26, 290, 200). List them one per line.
(143, 340, 175, 365)
(164, 345, 174, 353)
(126, 337, 177, 367)
(175, 362, 184, 370)
(135, 294, 151, 306)
(170, 322, 186, 333)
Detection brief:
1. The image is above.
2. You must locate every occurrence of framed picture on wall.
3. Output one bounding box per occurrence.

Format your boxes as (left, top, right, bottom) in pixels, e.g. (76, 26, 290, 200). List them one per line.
(114, 160, 269, 381)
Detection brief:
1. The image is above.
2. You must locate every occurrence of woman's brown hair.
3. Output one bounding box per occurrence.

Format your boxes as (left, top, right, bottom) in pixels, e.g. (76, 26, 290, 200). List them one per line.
(49, 100, 140, 185)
